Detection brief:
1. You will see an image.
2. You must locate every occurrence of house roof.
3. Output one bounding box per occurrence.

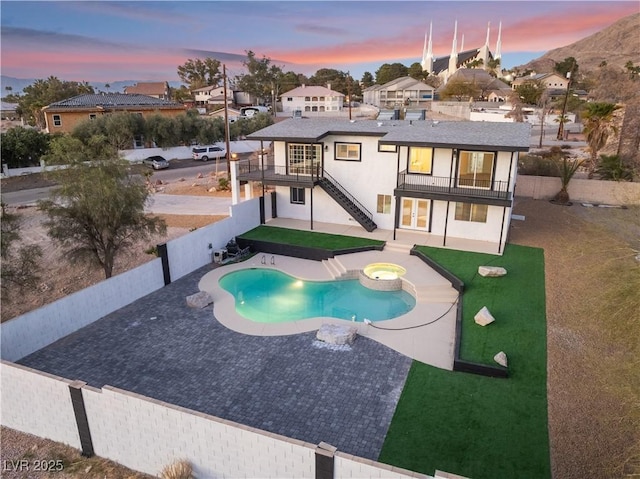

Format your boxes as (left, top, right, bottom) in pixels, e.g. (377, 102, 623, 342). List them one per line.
(364, 77, 434, 93)
(123, 82, 168, 95)
(432, 48, 489, 74)
(247, 118, 531, 151)
(44, 93, 184, 110)
(281, 85, 345, 98)
(193, 85, 223, 93)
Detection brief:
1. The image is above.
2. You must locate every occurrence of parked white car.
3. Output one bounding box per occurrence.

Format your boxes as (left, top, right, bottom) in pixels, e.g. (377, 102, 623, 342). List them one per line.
(192, 145, 226, 161)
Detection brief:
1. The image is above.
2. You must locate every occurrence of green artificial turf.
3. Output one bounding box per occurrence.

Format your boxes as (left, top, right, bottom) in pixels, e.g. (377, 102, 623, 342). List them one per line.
(239, 225, 385, 250)
(379, 244, 550, 479)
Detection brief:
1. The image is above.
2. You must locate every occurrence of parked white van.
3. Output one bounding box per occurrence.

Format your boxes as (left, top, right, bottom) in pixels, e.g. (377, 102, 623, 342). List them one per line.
(192, 145, 226, 161)
(239, 106, 269, 118)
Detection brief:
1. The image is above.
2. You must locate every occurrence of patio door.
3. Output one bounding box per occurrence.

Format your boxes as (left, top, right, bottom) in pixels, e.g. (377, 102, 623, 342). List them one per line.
(400, 198, 430, 230)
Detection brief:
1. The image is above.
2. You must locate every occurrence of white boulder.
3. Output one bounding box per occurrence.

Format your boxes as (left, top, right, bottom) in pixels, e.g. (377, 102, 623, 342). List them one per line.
(494, 351, 508, 368)
(186, 291, 213, 309)
(478, 266, 507, 277)
(316, 324, 357, 346)
(474, 306, 496, 326)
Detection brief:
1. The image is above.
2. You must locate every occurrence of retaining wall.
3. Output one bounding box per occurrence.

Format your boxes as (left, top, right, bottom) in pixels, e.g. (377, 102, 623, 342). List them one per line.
(515, 175, 640, 204)
(1, 362, 431, 479)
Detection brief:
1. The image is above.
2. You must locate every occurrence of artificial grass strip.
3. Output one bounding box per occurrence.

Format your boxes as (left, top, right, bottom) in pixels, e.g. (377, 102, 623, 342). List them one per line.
(380, 243, 550, 479)
(239, 225, 385, 249)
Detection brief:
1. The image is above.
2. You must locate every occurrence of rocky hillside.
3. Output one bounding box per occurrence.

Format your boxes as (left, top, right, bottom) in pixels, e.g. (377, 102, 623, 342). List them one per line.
(520, 13, 640, 74)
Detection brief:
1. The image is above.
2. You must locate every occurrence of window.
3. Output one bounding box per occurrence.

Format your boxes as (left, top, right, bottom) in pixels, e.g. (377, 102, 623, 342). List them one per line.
(287, 97, 293, 102)
(458, 151, 495, 188)
(89, 114, 97, 120)
(455, 203, 488, 222)
(133, 135, 144, 149)
(377, 195, 391, 214)
(290, 187, 305, 204)
(305, 96, 310, 101)
(288, 143, 321, 175)
(335, 142, 361, 161)
(378, 143, 397, 153)
(52, 115, 62, 127)
(408, 147, 433, 174)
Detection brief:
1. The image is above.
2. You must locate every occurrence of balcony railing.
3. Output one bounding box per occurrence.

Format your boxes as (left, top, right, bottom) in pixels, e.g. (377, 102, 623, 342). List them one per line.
(396, 171, 511, 200)
(237, 161, 322, 185)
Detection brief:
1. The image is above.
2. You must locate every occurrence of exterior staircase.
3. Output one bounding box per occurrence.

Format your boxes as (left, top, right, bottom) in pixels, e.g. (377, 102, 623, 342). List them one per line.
(317, 173, 377, 232)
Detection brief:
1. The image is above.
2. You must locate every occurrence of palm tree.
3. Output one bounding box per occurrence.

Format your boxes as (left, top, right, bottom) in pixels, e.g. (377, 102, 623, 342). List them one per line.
(554, 156, 584, 204)
(582, 102, 620, 178)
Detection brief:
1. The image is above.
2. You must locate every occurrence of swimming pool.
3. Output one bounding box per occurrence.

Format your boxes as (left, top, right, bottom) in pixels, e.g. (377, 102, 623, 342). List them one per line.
(219, 268, 415, 323)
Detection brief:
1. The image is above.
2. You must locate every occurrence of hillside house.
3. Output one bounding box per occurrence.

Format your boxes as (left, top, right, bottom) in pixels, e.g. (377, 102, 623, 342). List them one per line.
(241, 118, 530, 254)
(511, 73, 569, 90)
(280, 84, 344, 114)
(42, 93, 186, 138)
(123, 82, 171, 100)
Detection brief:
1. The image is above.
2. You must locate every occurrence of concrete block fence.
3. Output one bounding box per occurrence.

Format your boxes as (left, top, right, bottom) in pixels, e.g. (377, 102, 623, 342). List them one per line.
(515, 175, 640, 205)
(0, 199, 263, 362)
(1, 361, 432, 479)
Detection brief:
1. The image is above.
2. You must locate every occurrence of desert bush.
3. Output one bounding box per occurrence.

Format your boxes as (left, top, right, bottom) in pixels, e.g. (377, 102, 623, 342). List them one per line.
(518, 154, 557, 177)
(160, 459, 193, 479)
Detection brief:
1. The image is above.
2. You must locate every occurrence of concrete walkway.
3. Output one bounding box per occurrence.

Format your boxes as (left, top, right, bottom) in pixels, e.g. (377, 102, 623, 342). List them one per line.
(200, 249, 459, 370)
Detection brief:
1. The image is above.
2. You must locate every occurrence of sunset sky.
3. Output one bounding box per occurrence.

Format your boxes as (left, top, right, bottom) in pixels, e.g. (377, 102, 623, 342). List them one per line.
(1, 1, 637, 84)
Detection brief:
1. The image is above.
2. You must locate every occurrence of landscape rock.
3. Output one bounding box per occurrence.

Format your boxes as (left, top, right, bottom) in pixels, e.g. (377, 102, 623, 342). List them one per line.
(208, 187, 217, 192)
(186, 291, 213, 309)
(478, 266, 507, 277)
(494, 351, 508, 368)
(316, 323, 357, 345)
(197, 172, 204, 179)
(474, 306, 496, 326)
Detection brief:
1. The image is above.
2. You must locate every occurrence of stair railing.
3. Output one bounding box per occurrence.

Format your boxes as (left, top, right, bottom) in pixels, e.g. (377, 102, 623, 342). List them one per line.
(321, 170, 374, 223)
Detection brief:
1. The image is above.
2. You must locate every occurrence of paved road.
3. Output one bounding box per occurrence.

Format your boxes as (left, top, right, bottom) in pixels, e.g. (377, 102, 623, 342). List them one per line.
(145, 194, 232, 216)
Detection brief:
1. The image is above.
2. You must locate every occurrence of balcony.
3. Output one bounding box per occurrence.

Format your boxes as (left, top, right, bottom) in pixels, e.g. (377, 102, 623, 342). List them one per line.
(237, 161, 322, 187)
(395, 171, 512, 205)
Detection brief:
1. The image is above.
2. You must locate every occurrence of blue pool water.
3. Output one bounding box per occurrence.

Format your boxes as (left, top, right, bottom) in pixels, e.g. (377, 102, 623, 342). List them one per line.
(219, 268, 415, 323)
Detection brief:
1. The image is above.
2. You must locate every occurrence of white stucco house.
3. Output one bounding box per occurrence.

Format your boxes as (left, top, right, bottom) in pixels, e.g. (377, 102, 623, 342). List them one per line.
(280, 84, 344, 113)
(363, 77, 435, 109)
(241, 118, 530, 254)
(192, 85, 233, 106)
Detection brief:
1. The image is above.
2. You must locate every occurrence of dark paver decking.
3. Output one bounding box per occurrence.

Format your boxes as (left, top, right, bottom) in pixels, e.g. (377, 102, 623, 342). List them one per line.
(18, 265, 412, 460)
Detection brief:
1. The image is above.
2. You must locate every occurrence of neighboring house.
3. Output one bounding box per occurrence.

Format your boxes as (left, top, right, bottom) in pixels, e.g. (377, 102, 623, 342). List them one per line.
(242, 118, 530, 254)
(280, 84, 344, 113)
(0, 101, 18, 120)
(42, 93, 187, 138)
(363, 77, 435, 109)
(436, 68, 511, 100)
(209, 106, 242, 122)
(511, 73, 569, 91)
(192, 85, 233, 106)
(124, 82, 171, 100)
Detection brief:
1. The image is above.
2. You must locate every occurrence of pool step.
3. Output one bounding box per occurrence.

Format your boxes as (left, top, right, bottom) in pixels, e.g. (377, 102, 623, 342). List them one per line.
(413, 285, 459, 303)
(384, 242, 413, 254)
(323, 257, 348, 279)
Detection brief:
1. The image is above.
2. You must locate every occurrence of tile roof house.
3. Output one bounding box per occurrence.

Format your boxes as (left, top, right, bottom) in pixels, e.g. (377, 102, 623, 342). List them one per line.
(280, 84, 344, 114)
(123, 81, 171, 100)
(241, 118, 530, 254)
(42, 93, 187, 134)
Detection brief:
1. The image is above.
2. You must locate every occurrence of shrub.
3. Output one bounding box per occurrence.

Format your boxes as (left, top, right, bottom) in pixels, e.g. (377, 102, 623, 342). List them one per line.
(595, 154, 634, 181)
(518, 154, 557, 177)
(160, 459, 193, 479)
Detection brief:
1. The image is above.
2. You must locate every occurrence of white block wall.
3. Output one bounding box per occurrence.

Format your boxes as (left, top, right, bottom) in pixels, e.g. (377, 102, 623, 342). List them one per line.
(82, 386, 317, 479)
(515, 176, 640, 204)
(0, 259, 164, 361)
(0, 362, 81, 449)
(166, 199, 261, 280)
(335, 453, 433, 478)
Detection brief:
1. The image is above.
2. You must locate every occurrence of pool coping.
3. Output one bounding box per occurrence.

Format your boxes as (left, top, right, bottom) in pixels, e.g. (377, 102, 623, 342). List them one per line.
(199, 249, 459, 370)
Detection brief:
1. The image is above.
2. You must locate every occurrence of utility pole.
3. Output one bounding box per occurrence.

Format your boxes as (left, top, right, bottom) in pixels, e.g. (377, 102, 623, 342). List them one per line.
(223, 64, 232, 180)
(347, 73, 352, 120)
(556, 62, 575, 141)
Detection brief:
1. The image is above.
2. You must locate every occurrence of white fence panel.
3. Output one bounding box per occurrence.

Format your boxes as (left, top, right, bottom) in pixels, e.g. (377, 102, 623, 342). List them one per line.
(166, 198, 261, 280)
(0, 259, 164, 361)
(83, 385, 316, 479)
(0, 362, 81, 449)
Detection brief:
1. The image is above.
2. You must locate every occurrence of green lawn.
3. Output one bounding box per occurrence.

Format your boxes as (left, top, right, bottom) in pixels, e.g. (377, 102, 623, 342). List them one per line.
(237, 227, 549, 478)
(239, 225, 385, 250)
(379, 244, 549, 479)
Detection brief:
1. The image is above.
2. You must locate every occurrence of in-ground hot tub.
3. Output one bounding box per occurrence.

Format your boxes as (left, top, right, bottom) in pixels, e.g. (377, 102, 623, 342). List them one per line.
(359, 263, 407, 291)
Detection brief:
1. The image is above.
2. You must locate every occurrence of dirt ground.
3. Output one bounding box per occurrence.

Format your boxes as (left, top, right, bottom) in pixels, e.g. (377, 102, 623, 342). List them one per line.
(1, 171, 639, 478)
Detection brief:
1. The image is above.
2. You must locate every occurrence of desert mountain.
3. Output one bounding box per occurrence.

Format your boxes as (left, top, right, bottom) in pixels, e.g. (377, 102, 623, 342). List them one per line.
(519, 12, 640, 74)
